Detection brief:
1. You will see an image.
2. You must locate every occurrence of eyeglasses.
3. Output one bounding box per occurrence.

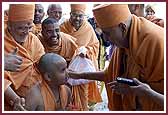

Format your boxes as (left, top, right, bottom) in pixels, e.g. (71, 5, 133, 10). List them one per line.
(70, 12, 86, 19)
(15, 25, 33, 32)
(49, 11, 62, 15)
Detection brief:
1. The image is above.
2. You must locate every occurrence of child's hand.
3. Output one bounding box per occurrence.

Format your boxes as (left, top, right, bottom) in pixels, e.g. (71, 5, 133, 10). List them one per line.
(13, 97, 27, 111)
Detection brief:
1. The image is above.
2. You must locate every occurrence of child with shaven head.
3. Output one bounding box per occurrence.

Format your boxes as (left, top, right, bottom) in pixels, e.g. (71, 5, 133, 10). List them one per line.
(39, 53, 68, 86)
(25, 53, 71, 111)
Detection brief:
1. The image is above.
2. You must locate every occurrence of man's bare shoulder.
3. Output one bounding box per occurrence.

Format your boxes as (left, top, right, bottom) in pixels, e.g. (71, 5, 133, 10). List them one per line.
(25, 82, 45, 111)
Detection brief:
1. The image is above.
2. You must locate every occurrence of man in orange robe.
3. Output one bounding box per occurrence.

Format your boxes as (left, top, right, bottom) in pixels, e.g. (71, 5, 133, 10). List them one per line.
(39, 17, 77, 63)
(4, 4, 45, 111)
(68, 4, 164, 111)
(32, 4, 45, 36)
(60, 4, 102, 110)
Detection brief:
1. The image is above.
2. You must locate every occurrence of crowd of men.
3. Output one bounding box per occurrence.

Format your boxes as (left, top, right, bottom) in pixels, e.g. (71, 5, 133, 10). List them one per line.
(4, 3, 164, 111)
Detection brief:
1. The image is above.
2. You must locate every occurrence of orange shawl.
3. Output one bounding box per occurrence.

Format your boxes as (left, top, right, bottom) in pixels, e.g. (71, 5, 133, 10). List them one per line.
(60, 20, 102, 104)
(71, 84, 88, 111)
(4, 28, 45, 97)
(60, 20, 99, 68)
(38, 32, 78, 62)
(40, 80, 69, 110)
(105, 15, 164, 111)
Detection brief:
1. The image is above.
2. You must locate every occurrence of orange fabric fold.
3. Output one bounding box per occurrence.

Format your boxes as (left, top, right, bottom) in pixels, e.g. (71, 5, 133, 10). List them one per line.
(40, 80, 69, 110)
(71, 84, 88, 110)
(88, 81, 102, 103)
(60, 20, 102, 104)
(38, 32, 78, 62)
(60, 20, 99, 69)
(104, 15, 164, 111)
(4, 29, 45, 96)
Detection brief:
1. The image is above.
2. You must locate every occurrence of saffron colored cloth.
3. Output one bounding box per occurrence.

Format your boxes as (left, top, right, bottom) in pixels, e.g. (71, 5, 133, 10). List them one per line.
(60, 20, 102, 105)
(4, 28, 45, 94)
(104, 15, 164, 111)
(38, 32, 78, 62)
(40, 80, 69, 110)
(4, 28, 45, 110)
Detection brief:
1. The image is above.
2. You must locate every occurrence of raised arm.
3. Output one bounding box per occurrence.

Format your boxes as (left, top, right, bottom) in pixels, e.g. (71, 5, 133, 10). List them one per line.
(67, 70, 105, 81)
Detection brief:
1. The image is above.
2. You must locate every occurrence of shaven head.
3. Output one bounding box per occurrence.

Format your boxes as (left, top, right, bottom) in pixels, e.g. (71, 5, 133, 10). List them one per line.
(39, 53, 68, 85)
(39, 53, 66, 73)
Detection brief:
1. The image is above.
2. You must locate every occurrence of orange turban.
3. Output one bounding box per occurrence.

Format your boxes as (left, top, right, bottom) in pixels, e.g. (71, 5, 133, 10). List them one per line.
(93, 4, 131, 28)
(8, 4, 35, 22)
(71, 4, 86, 13)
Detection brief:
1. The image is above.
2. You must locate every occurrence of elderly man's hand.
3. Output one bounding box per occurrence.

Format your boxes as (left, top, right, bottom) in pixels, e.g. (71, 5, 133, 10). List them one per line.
(5, 47, 23, 72)
(12, 97, 27, 111)
(129, 78, 151, 97)
(107, 78, 151, 97)
(66, 69, 81, 79)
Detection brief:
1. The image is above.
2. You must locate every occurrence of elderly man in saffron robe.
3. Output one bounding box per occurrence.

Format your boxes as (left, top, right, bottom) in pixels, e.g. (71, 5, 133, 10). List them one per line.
(68, 4, 164, 111)
(60, 4, 102, 110)
(4, 4, 45, 111)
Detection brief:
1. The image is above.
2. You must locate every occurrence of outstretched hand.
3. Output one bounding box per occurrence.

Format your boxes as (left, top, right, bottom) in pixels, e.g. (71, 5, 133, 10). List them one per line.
(107, 78, 151, 97)
(66, 69, 80, 79)
(107, 80, 133, 95)
(130, 78, 151, 97)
